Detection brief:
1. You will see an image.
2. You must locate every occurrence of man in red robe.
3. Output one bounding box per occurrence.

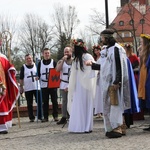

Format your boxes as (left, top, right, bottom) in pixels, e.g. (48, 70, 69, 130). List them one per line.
(0, 53, 19, 134)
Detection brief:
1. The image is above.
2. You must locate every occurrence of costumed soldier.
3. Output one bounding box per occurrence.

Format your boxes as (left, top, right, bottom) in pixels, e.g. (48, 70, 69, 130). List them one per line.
(38, 48, 58, 122)
(19, 54, 42, 122)
(56, 46, 72, 125)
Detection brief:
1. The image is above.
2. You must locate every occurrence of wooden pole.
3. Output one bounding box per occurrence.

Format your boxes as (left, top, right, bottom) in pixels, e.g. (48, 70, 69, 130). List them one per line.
(15, 99, 21, 128)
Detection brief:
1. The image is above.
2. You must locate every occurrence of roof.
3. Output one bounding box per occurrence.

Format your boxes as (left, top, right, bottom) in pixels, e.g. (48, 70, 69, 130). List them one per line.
(130, 0, 147, 5)
(110, 3, 150, 36)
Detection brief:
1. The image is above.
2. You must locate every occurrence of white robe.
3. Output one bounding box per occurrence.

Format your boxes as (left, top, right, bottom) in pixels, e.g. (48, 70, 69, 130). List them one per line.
(94, 57, 103, 114)
(68, 53, 95, 133)
(100, 43, 130, 132)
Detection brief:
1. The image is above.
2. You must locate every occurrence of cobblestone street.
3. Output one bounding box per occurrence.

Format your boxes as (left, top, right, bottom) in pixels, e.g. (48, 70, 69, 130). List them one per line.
(0, 116, 150, 150)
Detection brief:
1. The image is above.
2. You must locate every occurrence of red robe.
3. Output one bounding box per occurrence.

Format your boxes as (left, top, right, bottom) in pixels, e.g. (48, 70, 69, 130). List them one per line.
(128, 54, 139, 88)
(0, 54, 19, 131)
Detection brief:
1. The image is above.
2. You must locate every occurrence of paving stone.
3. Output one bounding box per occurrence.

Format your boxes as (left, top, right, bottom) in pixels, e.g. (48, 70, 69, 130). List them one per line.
(0, 116, 150, 150)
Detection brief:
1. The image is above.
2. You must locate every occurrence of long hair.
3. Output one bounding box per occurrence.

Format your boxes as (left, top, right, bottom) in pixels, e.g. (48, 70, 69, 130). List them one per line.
(140, 37, 150, 67)
(100, 29, 116, 48)
(92, 51, 97, 61)
(73, 39, 87, 71)
(105, 36, 117, 48)
(92, 45, 101, 61)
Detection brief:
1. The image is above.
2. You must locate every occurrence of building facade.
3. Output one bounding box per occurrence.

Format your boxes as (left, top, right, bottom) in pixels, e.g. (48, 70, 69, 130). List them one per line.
(110, 0, 150, 52)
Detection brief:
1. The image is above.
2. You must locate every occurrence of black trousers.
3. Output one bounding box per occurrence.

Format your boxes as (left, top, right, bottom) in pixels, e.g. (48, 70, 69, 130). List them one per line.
(124, 113, 133, 128)
(25, 90, 42, 120)
(41, 88, 58, 119)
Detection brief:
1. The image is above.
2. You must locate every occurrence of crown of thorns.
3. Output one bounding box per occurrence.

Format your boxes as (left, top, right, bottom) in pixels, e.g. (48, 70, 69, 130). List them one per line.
(92, 45, 101, 50)
(71, 39, 87, 50)
(124, 43, 133, 48)
(71, 39, 85, 47)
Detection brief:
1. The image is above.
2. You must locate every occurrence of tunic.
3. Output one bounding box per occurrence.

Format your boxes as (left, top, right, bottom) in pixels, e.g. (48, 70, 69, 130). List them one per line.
(60, 62, 71, 90)
(23, 63, 40, 91)
(40, 59, 54, 88)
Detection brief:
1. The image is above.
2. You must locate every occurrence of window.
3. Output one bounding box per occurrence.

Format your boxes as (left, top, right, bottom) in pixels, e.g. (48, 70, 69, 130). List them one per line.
(140, 19, 145, 24)
(121, 32, 124, 37)
(119, 21, 124, 26)
(129, 19, 134, 25)
(124, 32, 129, 37)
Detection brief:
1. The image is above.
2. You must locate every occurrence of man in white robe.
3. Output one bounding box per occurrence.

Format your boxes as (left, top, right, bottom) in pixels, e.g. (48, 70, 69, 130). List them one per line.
(86, 29, 131, 138)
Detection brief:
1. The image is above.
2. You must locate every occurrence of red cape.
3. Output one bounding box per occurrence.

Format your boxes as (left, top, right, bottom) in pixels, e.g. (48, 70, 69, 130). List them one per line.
(0, 54, 19, 131)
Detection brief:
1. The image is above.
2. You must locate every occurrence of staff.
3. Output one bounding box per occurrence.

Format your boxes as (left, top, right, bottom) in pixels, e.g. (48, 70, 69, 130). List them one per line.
(35, 53, 43, 122)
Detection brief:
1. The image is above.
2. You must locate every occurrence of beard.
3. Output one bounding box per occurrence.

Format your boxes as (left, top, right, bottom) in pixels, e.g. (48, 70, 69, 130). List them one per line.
(102, 41, 107, 45)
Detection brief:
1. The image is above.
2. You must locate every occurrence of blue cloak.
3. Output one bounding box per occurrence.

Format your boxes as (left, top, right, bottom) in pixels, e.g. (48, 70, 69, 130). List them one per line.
(124, 58, 140, 113)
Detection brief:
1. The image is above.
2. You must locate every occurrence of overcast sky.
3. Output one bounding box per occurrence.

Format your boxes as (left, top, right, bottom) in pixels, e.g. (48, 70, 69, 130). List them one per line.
(0, 0, 121, 42)
(0, 0, 120, 26)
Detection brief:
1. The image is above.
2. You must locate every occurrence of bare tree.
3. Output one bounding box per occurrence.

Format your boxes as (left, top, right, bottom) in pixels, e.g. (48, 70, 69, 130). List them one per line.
(78, 29, 93, 54)
(117, 3, 150, 53)
(87, 9, 106, 36)
(110, 3, 144, 54)
(20, 13, 54, 60)
(0, 14, 17, 58)
(126, 3, 138, 53)
(88, 9, 125, 46)
(52, 4, 80, 60)
(11, 46, 25, 71)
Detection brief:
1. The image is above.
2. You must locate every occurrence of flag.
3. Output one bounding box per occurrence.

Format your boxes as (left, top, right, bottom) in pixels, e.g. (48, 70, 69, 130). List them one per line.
(48, 68, 60, 88)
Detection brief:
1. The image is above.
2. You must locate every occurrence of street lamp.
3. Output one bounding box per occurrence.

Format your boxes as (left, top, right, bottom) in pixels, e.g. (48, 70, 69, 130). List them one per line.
(105, 0, 109, 28)
(0, 30, 12, 63)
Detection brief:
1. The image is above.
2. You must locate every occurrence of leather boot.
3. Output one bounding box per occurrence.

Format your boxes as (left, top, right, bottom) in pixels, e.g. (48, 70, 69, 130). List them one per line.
(57, 117, 67, 125)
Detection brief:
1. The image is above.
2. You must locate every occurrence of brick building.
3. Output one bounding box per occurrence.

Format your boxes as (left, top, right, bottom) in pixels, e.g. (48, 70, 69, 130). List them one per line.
(110, 0, 150, 51)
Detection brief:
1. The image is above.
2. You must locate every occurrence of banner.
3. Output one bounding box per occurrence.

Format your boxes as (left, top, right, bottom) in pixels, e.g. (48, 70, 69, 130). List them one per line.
(48, 68, 60, 88)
